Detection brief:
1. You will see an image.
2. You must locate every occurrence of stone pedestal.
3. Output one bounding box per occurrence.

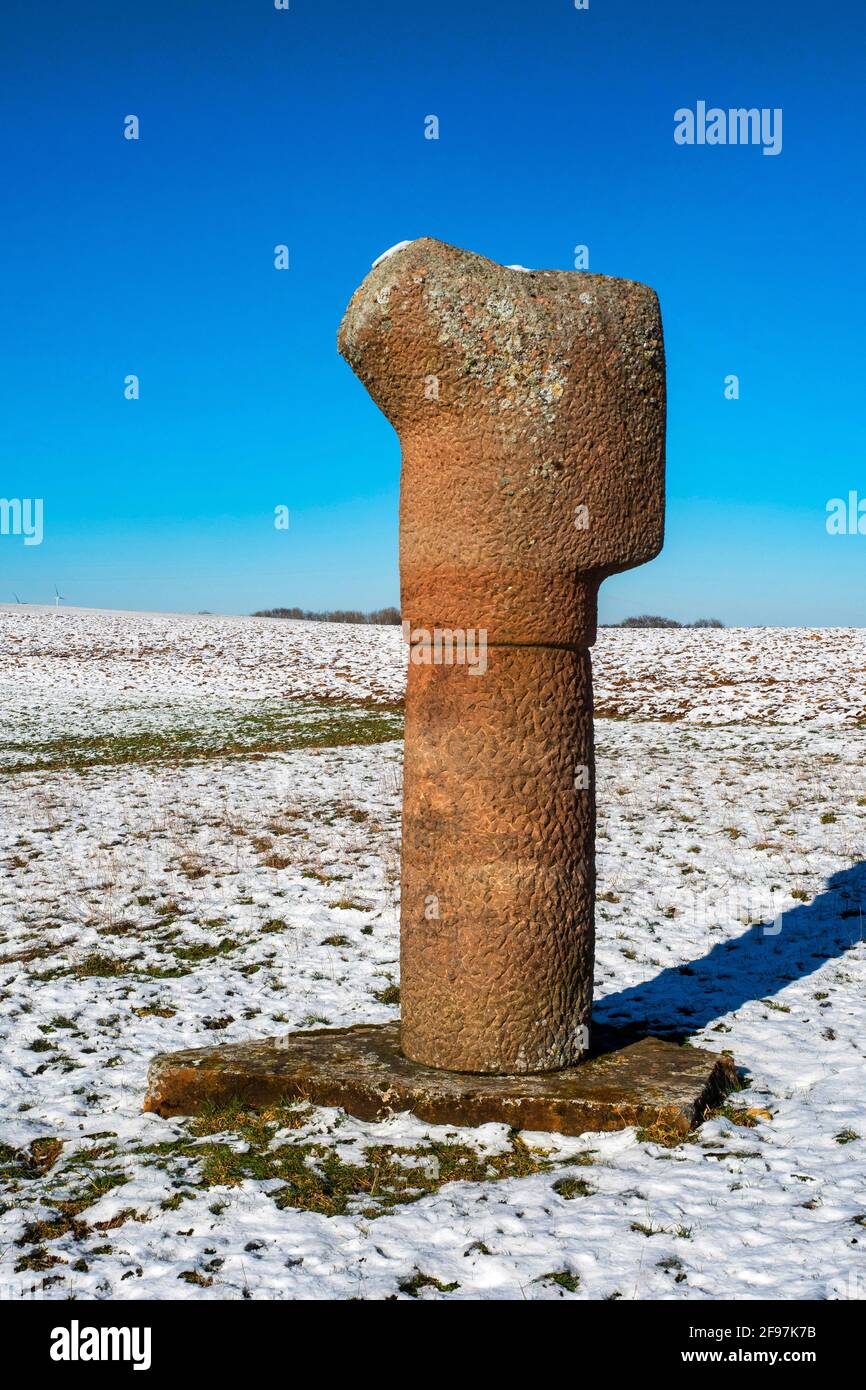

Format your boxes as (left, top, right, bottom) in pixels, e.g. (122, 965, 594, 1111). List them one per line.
(145, 1023, 735, 1137)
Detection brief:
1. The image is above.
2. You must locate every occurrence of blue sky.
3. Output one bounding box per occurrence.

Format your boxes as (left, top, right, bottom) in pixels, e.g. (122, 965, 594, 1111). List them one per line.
(0, 0, 863, 623)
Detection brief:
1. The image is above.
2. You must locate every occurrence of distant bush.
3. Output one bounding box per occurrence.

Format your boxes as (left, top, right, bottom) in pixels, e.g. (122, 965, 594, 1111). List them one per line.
(619, 615, 682, 629)
(253, 606, 402, 625)
(618, 615, 725, 629)
(367, 607, 402, 625)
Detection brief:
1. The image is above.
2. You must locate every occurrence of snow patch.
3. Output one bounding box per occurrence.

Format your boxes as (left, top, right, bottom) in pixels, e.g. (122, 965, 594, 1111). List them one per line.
(372, 240, 415, 269)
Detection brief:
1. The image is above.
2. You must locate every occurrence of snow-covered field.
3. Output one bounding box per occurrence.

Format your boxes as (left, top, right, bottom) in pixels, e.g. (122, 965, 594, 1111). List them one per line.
(1, 606, 865, 1300)
(3, 605, 866, 724)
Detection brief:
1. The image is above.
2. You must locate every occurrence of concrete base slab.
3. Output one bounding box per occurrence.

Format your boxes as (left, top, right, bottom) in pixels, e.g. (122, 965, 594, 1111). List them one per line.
(144, 1023, 736, 1137)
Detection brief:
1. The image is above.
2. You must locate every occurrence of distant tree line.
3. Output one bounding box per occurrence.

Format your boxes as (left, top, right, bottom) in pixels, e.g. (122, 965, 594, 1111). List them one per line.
(253, 606, 402, 625)
(253, 607, 724, 630)
(614, 615, 725, 629)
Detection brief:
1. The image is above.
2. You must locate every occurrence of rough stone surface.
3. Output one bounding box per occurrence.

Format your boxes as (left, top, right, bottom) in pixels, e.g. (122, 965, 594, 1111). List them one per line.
(338, 238, 665, 646)
(144, 1023, 734, 1135)
(338, 239, 666, 1072)
(401, 645, 595, 1072)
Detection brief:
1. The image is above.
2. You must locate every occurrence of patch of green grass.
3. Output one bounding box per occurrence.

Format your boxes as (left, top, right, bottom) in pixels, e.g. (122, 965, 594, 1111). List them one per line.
(552, 1175, 593, 1199)
(635, 1118, 694, 1148)
(136, 1105, 580, 1220)
(3, 699, 404, 775)
(398, 1271, 459, 1297)
(0, 1137, 67, 1184)
(30, 1137, 64, 1167)
(7, 1137, 65, 1177)
(374, 984, 400, 1006)
(71, 953, 133, 978)
(538, 1270, 580, 1292)
(261, 852, 292, 870)
(12, 1169, 131, 1255)
(174, 938, 240, 962)
(0, 1142, 23, 1174)
(14, 1246, 64, 1273)
(631, 1221, 664, 1237)
(634, 1079, 753, 1150)
(710, 1100, 761, 1128)
(160, 1192, 192, 1211)
(631, 1220, 692, 1239)
(19, 1212, 90, 1245)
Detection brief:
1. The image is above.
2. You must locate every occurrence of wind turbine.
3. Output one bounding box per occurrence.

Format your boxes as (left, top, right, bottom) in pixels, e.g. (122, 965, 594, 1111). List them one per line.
(13, 592, 23, 605)
(54, 586, 66, 608)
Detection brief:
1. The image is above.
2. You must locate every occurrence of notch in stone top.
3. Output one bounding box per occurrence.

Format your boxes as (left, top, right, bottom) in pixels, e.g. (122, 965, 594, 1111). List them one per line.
(338, 237, 666, 648)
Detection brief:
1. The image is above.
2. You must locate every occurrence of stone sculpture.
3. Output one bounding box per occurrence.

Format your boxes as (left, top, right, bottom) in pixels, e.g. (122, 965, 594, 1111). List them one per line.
(145, 241, 734, 1134)
(338, 238, 665, 1073)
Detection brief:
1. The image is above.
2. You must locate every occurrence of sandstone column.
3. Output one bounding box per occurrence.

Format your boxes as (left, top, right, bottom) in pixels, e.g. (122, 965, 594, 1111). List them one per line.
(339, 239, 665, 1074)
